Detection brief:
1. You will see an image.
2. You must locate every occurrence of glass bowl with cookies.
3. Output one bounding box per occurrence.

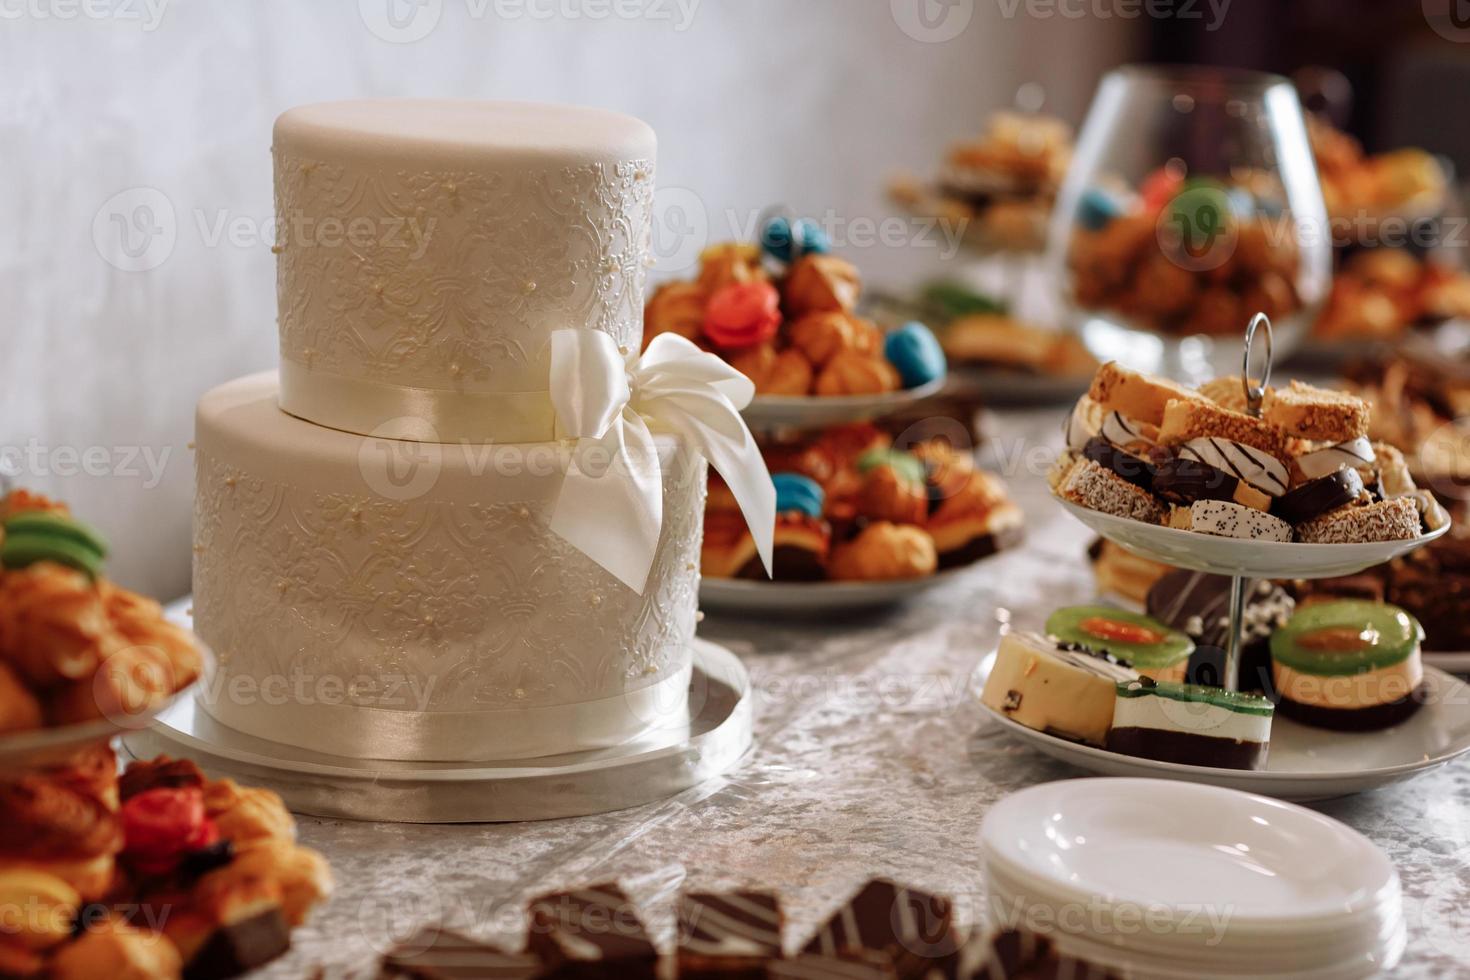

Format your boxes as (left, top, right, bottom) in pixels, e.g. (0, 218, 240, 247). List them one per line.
(0, 488, 208, 768)
(644, 210, 948, 432)
(1048, 65, 1332, 382)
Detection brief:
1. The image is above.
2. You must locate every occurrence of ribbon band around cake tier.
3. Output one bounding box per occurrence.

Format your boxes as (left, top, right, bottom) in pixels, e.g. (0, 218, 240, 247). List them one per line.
(279, 359, 560, 443)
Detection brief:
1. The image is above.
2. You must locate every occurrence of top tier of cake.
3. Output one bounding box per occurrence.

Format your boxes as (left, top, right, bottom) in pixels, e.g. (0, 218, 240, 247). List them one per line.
(273, 99, 656, 438)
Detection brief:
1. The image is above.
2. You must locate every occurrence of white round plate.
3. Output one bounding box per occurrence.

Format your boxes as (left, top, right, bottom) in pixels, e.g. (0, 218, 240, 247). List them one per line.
(1425, 650, 1470, 674)
(701, 566, 970, 615)
(741, 377, 946, 431)
(973, 651, 1470, 801)
(981, 778, 1397, 924)
(0, 643, 211, 770)
(1057, 498, 1449, 580)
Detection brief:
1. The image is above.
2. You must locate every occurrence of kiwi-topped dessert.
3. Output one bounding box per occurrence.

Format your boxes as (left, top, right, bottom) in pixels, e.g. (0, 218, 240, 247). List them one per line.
(1270, 600, 1426, 730)
(1044, 605, 1194, 682)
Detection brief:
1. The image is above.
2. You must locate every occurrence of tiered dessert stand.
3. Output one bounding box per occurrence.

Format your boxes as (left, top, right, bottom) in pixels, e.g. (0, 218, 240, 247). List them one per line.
(978, 315, 1470, 800)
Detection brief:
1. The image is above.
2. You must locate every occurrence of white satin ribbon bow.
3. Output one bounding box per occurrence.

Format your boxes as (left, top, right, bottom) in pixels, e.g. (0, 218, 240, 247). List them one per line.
(548, 330, 775, 594)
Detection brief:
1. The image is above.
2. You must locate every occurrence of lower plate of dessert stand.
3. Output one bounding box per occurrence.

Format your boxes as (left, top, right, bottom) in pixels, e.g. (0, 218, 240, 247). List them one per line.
(972, 650, 1470, 802)
(123, 627, 753, 823)
(0, 647, 211, 771)
(1058, 499, 1450, 579)
(700, 565, 973, 615)
(740, 376, 945, 431)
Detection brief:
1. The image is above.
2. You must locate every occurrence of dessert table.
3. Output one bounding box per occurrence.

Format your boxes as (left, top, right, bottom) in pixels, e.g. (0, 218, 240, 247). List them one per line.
(256, 407, 1470, 978)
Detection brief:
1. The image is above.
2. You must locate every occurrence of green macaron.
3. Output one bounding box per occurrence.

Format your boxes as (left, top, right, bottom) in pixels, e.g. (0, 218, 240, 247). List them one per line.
(1, 511, 109, 580)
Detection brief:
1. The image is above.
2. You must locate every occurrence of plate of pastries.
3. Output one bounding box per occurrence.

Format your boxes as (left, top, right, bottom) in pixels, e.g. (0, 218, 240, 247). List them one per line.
(868, 280, 1099, 406)
(0, 489, 206, 767)
(700, 422, 1024, 613)
(643, 219, 947, 430)
(1050, 361, 1449, 578)
(887, 110, 1073, 254)
(1310, 248, 1470, 346)
(1308, 112, 1449, 232)
(976, 587, 1470, 798)
(1, 751, 331, 978)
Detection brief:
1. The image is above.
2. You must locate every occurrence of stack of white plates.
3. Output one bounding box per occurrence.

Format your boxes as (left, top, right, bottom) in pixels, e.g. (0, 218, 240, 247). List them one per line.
(980, 779, 1406, 979)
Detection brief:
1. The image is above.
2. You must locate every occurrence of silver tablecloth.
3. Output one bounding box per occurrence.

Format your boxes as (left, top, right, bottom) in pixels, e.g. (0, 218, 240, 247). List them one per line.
(258, 408, 1470, 978)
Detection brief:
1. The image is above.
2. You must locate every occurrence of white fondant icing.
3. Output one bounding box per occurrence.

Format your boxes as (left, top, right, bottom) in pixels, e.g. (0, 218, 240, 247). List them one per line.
(1100, 410, 1155, 448)
(1063, 396, 1099, 452)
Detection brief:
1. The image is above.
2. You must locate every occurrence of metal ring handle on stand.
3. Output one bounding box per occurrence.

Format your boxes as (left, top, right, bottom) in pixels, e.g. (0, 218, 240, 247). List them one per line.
(1241, 312, 1274, 419)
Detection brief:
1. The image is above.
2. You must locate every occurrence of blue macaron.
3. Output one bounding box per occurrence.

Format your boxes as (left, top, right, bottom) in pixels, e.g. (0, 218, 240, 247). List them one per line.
(882, 321, 947, 389)
(1077, 187, 1124, 231)
(759, 215, 830, 263)
(771, 472, 825, 519)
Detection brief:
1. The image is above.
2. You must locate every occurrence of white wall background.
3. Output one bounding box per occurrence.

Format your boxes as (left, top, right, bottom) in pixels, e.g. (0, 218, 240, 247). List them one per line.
(0, 0, 1136, 599)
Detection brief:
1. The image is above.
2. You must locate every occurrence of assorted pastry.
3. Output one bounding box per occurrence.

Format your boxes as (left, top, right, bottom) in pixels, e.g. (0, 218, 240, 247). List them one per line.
(1065, 170, 1305, 337)
(1052, 361, 1443, 544)
(887, 111, 1073, 254)
(1313, 249, 1470, 342)
(0, 752, 331, 979)
(702, 424, 1024, 583)
(380, 876, 1115, 979)
(980, 626, 1275, 771)
(1307, 113, 1449, 230)
(0, 489, 204, 737)
(644, 220, 946, 399)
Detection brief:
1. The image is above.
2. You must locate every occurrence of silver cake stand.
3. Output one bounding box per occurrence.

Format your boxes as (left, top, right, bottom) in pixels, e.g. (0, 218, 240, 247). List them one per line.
(124, 606, 753, 823)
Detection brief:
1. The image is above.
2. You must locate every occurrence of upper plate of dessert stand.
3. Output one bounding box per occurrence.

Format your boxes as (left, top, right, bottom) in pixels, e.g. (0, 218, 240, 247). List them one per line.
(700, 564, 973, 616)
(971, 649, 1470, 802)
(741, 376, 946, 432)
(0, 643, 212, 770)
(1058, 499, 1450, 580)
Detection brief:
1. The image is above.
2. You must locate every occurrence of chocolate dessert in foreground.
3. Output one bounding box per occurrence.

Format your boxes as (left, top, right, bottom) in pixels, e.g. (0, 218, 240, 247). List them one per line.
(801, 878, 959, 979)
(527, 882, 659, 979)
(1107, 678, 1274, 770)
(678, 891, 784, 979)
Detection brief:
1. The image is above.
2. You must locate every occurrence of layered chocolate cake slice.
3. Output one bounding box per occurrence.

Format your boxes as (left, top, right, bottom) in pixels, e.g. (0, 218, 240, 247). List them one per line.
(1107, 678, 1274, 770)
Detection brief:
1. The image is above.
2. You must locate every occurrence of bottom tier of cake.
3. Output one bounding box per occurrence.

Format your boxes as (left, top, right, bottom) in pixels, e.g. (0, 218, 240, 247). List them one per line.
(192, 372, 707, 762)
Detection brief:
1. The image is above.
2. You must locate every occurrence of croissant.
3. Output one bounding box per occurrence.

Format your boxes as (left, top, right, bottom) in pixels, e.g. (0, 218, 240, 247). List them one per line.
(828, 522, 938, 581)
(50, 915, 183, 980)
(46, 643, 175, 727)
(696, 242, 764, 294)
(222, 838, 333, 927)
(101, 582, 203, 691)
(0, 661, 42, 735)
(643, 280, 708, 346)
(0, 778, 122, 900)
(204, 779, 296, 844)
(814, 350, 900, 397)
(782, 254, 861, 319)
(0, 563, 114, 688)
(788, 312, 878, 368)
(36, 742, 120, 811)
(163, 869, 286, 968)
(120, 756, 207, 802)
(760, 350, 814, 396)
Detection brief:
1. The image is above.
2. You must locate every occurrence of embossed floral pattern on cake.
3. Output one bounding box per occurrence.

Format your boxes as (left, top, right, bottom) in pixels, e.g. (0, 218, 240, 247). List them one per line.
(274, 151, 655, 394)
(193, 449, 703, 713)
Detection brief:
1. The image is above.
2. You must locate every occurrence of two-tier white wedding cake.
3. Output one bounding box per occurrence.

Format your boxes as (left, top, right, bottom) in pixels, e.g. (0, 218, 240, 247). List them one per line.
(193, 100, 771, 762)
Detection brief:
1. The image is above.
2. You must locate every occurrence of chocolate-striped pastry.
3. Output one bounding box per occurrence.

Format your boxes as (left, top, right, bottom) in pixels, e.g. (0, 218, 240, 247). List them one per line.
(381, 926, 542, 979)
(528, 882, 657, 979)
(1271, 467, 1364, 526)
(767, 951, 896, 979)
(1098, 410, 1156, 450)
(678, 891, 784, 978)
(1062, 396, 1100, 452)
(951, 929, 1116, 979)
(802, 879, 958, 979)
(1153, 456, 1270, 511)
(1295, 436, 1376, 481)
(1176, 437, 1289, 497)
(1146, 572, 1294, 692)
(1080, 437, 1155, 491)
